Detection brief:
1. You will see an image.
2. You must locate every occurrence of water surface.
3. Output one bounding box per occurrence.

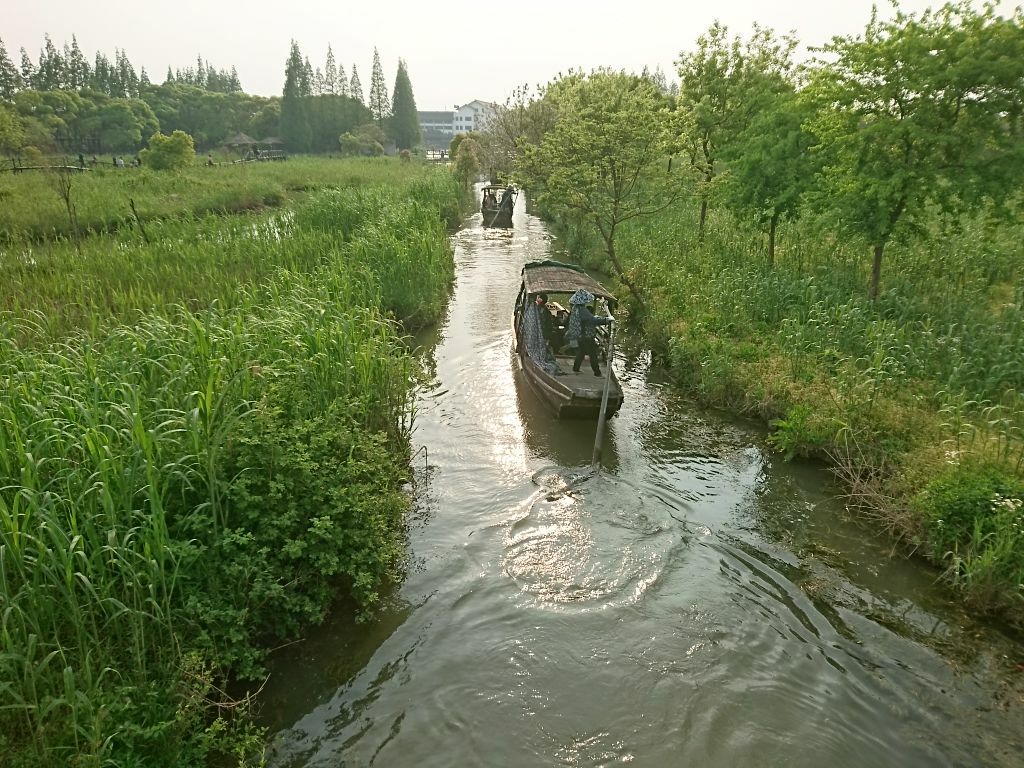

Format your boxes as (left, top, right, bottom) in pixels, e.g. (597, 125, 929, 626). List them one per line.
(262, 192, 1024, 768)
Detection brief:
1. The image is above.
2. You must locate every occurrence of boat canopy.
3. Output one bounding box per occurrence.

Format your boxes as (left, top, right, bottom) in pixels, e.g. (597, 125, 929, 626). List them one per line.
(521, 260, 616, 302)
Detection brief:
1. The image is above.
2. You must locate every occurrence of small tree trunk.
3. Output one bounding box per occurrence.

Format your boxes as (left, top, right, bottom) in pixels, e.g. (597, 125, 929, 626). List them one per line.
(869, 241, 884, 302)
(767, 213, 778, 267)
(698, 198, 708, 240)
(605, 232, 645, 310)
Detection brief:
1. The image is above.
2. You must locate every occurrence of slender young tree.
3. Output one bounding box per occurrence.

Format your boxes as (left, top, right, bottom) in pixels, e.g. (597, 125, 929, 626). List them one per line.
(675, 23, 795, 236)
(349, 64, 364, 105)
(722, 87, 817, 264)
(0, 38, 21, 100)
(66, 36, 90, 89)
(368, 47, 390, 126)
(389, 58, 420, 149)
(19, 48, 35, 87)
(281, 40, 311, 150)
(324, 45, 338, 95)
(335, 60, 349, 97)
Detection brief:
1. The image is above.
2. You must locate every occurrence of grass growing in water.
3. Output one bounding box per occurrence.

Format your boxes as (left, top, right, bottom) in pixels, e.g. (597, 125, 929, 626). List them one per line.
(0, 169, 462, 765)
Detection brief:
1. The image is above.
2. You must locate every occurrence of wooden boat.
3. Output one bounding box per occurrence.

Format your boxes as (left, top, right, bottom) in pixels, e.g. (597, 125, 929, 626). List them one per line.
(512, 260, 624, 418)
(481, 184, 516, 228)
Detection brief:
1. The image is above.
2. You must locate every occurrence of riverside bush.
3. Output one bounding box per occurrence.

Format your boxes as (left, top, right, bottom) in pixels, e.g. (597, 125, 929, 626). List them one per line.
(914, 462, 1024, 606)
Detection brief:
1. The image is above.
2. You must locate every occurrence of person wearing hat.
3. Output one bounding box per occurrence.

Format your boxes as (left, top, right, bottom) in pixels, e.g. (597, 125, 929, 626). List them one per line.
(565, 289, 613, 375)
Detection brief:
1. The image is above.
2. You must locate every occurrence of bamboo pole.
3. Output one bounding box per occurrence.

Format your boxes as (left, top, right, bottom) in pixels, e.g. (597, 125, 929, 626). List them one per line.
(591, 316, 616, 470)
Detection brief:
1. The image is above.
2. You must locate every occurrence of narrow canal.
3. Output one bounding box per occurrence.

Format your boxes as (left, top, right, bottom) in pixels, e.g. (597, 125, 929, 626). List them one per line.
(262, 191, 1024, 767)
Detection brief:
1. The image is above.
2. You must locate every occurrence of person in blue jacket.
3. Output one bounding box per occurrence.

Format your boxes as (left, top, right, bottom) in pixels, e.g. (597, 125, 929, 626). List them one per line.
(564, 289, 612, 375)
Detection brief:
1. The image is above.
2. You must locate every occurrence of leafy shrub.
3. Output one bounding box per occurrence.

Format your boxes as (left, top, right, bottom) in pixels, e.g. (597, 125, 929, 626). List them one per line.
(914, 462, 1024, 554)
(141, 129, 196, 170)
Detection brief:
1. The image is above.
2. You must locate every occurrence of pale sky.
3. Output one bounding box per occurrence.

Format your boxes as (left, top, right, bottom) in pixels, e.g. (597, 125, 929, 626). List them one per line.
(4, 0, 1012, 110)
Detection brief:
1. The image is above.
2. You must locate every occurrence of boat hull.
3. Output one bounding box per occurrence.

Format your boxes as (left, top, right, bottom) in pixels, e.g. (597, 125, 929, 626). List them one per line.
(517, 349, 623, 419)
(482, 206, 513, 228)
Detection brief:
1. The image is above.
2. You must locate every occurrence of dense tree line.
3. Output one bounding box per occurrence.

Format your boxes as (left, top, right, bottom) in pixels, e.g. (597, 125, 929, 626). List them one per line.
(0, 35, 238, 100)
(501, 2, 1024, 301)
(281, 40, 420, 154)
(0, 34, 421, 156)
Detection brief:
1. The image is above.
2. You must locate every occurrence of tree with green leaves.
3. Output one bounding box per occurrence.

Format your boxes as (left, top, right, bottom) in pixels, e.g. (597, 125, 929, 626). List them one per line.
(453, 135, 481, 187)
(479, 82, 562, 186)
(66, 36, 90, 90)
(389, 59, 419, 150)
(517, 70, 688, 307)
(806, 2, 1024, 300)
(140, 129, 195, 169)
(324, 45, 338, 96)
(350, 64, 364, 105)
(722, 87, 818, 264)
(0, 38, 21, 101)
(0, 103, 25, 152)
(339, 122, 386, 156)
(19, 49, 34, 86)
(675, 22, 796, 236)
(36, 35, 65, 91)
(335, 60, 349, 98)
(281, 40, 311, 151)
(368, 48, 390, 127)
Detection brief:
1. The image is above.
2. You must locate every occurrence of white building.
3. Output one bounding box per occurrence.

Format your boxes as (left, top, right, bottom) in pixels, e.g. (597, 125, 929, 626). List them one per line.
(452, 100, 496, 134)
(418, 111, 454, 136)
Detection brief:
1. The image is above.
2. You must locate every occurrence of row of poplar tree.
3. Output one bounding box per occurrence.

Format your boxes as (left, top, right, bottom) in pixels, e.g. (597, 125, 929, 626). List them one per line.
(280, 41, 420, 153)
(0, 35, 240, 100)
(0, 35, 421, 155)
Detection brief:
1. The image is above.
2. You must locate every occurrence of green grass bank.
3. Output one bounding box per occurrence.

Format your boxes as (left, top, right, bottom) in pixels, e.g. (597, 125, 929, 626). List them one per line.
(0, 163, 462, 766)
(0, 156, 443, 245)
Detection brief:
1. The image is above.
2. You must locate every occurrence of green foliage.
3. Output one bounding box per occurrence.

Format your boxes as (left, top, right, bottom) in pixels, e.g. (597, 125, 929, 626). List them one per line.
(452, 136, 481, 187)
(368, 47, 390, 126)
(914, 462, 1024, 606)
(721, 88, 817, 261)
(0, 102, 25, 152)
(0, 169, 460, 765)
(339, 122, 387, 156)
(675, 22, 796, 231)
(804, 2, 1024, 298)
(281, 40, 312, 151)
(140, 129, 195, 170)
(516, 69, 687, 304)
(389, 59, 420, 150)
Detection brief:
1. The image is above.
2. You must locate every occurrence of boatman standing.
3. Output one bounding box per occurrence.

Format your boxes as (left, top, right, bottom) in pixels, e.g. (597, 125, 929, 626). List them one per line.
(565, 289, 613, 376)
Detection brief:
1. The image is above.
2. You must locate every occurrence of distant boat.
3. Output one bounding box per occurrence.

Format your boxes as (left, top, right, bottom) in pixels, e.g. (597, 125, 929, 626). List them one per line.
(512, 260, 623, 418)
(481, 184, 516, 228)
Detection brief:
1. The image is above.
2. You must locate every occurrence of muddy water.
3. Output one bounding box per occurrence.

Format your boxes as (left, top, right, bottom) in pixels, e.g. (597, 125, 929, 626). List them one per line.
(261, 193, 1023, 767)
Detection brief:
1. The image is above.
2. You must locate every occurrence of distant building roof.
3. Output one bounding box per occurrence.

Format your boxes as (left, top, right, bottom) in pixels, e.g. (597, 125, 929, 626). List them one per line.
(418, 111, 454, 122)
(224, 132, 257, 145)
(455, 100, 497, 111)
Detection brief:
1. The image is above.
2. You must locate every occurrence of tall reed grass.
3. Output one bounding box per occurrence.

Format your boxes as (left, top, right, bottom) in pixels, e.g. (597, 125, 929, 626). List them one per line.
(0, 170, 461, 765)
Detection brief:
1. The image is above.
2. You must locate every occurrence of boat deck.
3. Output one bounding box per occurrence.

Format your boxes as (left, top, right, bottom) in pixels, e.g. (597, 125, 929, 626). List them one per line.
(551, 355, 616, 398)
